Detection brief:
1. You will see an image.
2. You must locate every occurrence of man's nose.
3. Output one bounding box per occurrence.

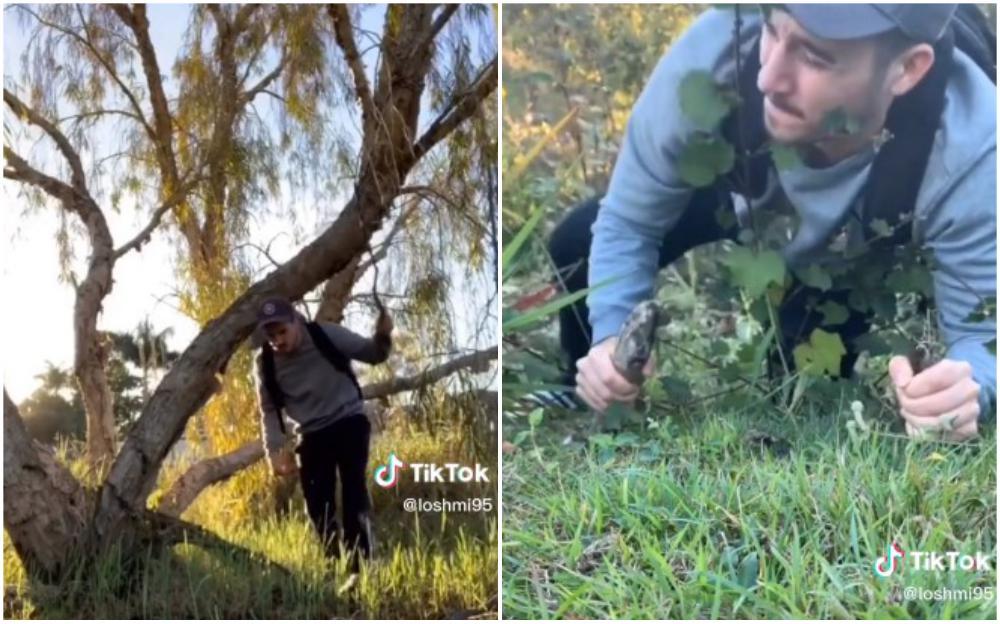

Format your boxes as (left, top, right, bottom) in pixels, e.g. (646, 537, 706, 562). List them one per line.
(757, 44, 793, 97)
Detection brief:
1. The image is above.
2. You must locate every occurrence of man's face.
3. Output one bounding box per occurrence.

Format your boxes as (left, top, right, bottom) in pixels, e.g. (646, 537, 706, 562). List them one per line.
(757, 10, 895, 149)
(264, 320, 300, 354)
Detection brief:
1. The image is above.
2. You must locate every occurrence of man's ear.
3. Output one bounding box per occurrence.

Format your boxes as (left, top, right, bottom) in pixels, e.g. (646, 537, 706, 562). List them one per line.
(889, 43, 935, 97)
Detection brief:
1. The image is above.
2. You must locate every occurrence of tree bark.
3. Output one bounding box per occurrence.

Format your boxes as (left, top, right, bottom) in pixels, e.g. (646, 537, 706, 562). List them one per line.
(4, 90, 119, 467)
(156, 440, 265, 517)
(3, 390, 89, 578)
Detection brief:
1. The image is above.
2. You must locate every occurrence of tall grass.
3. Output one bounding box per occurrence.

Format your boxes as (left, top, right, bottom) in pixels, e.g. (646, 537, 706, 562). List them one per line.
(5, 417, 497, 619)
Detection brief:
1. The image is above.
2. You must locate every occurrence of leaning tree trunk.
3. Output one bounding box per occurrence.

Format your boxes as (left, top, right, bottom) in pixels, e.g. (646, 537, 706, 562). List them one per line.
(3, 390, 89, 577)
(89, 5, 492, 546)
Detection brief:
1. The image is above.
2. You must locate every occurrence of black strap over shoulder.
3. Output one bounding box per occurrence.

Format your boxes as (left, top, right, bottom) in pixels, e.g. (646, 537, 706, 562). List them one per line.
(260, 342, 286, 433)
(863, 28, 953, 248)
(260, 321, 364, 435)
(303, 321, 364, 400)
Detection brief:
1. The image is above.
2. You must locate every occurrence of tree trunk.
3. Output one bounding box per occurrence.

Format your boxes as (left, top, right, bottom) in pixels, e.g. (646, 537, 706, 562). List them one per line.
(314, 256, 362, 323)
(3, 390, 89, 578)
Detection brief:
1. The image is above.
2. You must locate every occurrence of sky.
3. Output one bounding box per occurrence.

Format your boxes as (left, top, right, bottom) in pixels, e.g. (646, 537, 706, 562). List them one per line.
(2, 5, 498, 403)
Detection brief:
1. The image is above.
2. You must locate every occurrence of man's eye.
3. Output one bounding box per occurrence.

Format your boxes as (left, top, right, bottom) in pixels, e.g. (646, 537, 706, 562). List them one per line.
(802, 50, 829, 69)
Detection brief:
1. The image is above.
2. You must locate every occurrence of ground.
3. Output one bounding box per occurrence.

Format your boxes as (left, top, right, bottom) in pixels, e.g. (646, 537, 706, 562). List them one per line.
(4, 424, 498, 619)
(501, 397, 997, 619)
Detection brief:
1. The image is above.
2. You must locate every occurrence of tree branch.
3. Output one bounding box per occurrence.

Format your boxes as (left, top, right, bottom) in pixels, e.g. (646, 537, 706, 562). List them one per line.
(4, 88, 87, 192)
(108, 3, 180, 185)
(363, 346, 497, 400)
(113, 175, 205, 259)
(3, 146, 78, 202)
(410, 55, 497, 163)
(240, 56, 286, 106)
(14, 4, 156, 140)
(328, 4, 377, 123)
(417, 4, 460, 55)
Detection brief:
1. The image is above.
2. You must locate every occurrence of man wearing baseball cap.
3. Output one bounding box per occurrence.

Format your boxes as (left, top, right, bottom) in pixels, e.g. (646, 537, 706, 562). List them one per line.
(253, 295, 392, 574)
(543, 5, 995, 440)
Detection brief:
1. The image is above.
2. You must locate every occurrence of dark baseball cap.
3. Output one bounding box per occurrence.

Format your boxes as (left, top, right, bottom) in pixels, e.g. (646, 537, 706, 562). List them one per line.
(784, 4, 958, 43)
(257, 297, 296, 329)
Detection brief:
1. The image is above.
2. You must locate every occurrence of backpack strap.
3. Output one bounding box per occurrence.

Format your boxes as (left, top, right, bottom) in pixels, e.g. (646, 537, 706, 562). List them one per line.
(304, 322, 364, 401)
(861, 28, 955, 249)
(720, 36, 769, 200)
(952, 4, 996, 82)
(260, 343, 287, 434)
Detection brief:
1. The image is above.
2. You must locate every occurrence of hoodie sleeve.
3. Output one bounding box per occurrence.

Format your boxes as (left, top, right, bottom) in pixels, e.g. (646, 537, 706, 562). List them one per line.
(254, 352, 287, 455)
(320, 322, 392, 365)
(921, 146, 997, 421)
(589, 9, 760, 344)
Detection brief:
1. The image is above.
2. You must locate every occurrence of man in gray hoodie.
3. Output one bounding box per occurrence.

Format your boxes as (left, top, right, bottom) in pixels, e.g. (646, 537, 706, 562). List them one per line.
(254, 296, 392, 572)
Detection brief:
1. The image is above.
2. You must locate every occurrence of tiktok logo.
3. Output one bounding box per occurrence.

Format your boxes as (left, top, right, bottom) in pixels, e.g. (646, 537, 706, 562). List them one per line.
(873, 543, 906, 578)
(374, 452, 406, 488)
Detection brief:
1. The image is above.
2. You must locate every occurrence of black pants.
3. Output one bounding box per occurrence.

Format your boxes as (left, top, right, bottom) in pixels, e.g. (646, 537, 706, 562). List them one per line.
(296, 412, 373, 571)
(547, 193, 872, 381)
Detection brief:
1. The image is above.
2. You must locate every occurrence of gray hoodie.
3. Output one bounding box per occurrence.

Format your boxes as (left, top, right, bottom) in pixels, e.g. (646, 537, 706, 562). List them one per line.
(254, 319, 391, 455)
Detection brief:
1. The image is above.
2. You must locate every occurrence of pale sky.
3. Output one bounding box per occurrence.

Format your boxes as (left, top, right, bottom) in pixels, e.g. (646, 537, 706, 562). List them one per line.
(2, 5, 498, 403)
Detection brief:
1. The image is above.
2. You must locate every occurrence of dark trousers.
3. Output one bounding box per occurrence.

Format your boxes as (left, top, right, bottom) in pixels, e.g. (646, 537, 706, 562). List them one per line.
(547, 193, 872, 381)
(295, 413, 373, 571)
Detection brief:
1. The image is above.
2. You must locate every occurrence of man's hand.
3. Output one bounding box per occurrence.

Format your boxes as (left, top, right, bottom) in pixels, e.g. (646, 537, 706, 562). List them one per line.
(888, 356, 981, 442)
(575, 338, 654, 412)
(269, 449, 298, 477)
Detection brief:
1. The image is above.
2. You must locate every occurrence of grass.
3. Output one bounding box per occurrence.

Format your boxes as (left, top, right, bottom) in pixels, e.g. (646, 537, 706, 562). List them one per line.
(501, 399, 997, 619)
(4, 423, 498, 619)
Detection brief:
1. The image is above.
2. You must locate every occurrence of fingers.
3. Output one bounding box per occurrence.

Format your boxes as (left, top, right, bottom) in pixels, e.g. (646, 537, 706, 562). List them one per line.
(576, 359, 638, 407)
(575, 374, 608, 412)
(888, 355, 914, 389)
(943, 419, 979, 442)
(642, 354, 657, 378)
(902, 400, 980, 431)
(905, 360, 973, 398)
(574, 341, 641, 413)
(896, 376, 980, 417)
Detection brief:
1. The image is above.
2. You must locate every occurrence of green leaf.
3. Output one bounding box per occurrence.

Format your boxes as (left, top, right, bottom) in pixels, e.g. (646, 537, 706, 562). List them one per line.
(501, 204, 546, 279)
(720, 246, 786, 298)
(869, 218, 894, 239)
(657, 375, 692, 402)
(679, 71, 734, 130)
(528, 408, 543, 428)
(822, 108, 862, 135)
(816, 300, 850, 326)
(737, 552, 760, 589)
(885, 265, 933, 297)
(677, 135, 735, 187)
(793, 329, 847, 377)
(770, 143, 803, 170)
(794, 264, 832, 291)
(963, 296, 996, 324)
(854, 332, 891, 356)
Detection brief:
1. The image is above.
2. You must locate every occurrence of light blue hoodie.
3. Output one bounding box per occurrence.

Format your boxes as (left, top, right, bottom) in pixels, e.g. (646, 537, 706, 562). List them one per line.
(589, 9, 996, 415)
